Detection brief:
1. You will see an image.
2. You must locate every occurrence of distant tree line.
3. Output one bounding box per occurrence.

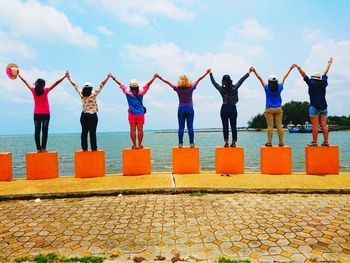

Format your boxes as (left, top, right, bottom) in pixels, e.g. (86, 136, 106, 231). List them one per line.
(248, 101, 350, 128)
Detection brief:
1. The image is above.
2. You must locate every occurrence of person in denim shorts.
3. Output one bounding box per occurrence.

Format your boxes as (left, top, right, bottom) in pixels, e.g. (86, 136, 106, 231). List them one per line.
(294, 57, 333, 146)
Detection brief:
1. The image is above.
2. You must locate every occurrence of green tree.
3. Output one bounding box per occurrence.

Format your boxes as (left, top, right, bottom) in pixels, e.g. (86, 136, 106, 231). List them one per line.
(282, 101, 309, 126)
(247, 113, 266, 128)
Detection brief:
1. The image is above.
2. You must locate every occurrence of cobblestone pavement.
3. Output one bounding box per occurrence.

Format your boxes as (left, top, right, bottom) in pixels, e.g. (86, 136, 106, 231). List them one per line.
(0, 194, 350, 262)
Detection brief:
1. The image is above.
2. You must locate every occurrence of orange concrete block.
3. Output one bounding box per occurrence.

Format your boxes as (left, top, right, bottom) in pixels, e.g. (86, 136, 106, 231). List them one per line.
(26, 152, 59, 180)
(215, 147, 244, 174)
(74, 150, 105, 178)
(122, 148, 151, 176)
(260, 146, 292, 174)
(305, 145, 339, 175)
(0, 152, 12, 181)
(172, 147, 200, 174)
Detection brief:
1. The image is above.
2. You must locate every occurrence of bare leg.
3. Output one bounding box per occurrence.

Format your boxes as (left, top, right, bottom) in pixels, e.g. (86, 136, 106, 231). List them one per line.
(137, 123, 144, 148)
(130, 123, 137, 149)
(310, 116, 319, 144)
(319, 116, 329, 144)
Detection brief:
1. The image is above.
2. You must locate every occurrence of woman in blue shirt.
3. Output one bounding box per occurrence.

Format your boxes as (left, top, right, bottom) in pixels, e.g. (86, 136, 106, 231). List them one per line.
(294, 57, 333, 146)
(251, 65, 295, 146)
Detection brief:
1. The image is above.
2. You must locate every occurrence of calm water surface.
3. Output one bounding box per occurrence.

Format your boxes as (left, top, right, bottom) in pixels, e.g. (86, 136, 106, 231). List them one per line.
(0, 130, 349, 178)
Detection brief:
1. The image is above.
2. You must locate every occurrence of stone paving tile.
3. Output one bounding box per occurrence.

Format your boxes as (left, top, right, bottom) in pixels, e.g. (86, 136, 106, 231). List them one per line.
(0, 194, 349, 262)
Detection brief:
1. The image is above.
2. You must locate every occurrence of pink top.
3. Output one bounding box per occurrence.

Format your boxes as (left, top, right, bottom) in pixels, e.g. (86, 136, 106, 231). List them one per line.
(30, 87, 51, 114)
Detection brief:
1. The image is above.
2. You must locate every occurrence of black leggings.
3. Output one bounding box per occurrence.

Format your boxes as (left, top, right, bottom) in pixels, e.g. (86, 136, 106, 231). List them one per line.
(34, 114, 50, 150)
(220, 104, 237, 141)
(80, 112, 98, 151)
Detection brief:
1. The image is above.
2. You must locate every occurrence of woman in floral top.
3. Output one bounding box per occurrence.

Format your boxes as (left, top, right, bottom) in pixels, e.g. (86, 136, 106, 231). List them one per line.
(67, 72, 112, 151)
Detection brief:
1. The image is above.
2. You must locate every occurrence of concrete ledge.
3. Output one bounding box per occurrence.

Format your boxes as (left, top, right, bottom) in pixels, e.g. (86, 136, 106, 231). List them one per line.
(1, 172, 350, 200)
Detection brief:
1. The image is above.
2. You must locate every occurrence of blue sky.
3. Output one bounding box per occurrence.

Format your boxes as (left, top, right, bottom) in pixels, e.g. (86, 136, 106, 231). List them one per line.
(0, 0, 349, 135)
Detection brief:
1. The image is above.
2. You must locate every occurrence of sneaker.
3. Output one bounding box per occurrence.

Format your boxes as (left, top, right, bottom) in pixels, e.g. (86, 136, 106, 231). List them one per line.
(230, 141, 236, 148)
(224, 141, 229, 148)
(190, 143, 195, 148)
(307, 142, 318, 146)
(265, 143, 272, 147)
(278, 143, 284, 147)
(178, 143, 183, 148)
(321, 142, 329, 146)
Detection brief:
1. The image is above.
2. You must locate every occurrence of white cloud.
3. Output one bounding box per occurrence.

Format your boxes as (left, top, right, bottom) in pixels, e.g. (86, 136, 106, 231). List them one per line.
(96, 25, 114, 37)
(286, 37, 350, 116)
(234, 19, 269, 40)
(0, 0, 97, 48)
(0, 32, 36, 59)
(89, 0, 194, 25)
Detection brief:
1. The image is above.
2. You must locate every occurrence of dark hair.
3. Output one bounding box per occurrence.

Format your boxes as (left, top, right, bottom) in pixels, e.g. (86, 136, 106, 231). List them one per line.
(222, 75, 232, 90)
(34, 78, 45, 96)
(268, 80, 278, 92)
(130, 87, 139, 96)
(82, 86, 92, 97)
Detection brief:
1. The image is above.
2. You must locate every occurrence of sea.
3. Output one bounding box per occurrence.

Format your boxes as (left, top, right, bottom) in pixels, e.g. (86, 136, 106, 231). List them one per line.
(0, 130, 349, 178)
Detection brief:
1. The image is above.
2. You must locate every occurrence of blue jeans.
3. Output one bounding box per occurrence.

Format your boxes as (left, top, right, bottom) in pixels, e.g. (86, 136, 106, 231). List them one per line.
(309, 105, 328, 117)
(178, 106, 194, 144)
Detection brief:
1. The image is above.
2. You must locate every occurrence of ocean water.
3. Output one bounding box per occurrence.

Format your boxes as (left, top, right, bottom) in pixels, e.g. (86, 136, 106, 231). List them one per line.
(0, 130, 349, 178)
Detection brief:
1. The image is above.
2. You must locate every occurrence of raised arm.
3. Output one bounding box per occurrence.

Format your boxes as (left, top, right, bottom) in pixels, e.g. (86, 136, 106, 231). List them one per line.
(234, 67, 253, 89)
(323, 57, 333, 75)
(294, 64, 307, 78)
(209, 70, 221, 90)
(157, 74, 176, 89)
(193, 68, 210, 86)
(17, 72, 32, 91)
(94, 73, 112, 96)
(146, 74, 157, 87)
(251, 67, 266, 87)
(281, 64, 295, 85)
(48, 71, 68, 91)
(111, 75, 128, 94)
(66, 72, 81, 94)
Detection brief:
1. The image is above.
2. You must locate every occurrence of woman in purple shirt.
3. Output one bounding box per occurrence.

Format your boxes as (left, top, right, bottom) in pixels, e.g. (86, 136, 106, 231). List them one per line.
(156, 69, 210, 147)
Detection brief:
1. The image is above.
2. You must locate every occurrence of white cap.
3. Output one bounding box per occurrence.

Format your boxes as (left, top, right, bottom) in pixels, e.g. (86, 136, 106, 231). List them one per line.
(268, 75, 278, 81)
(129, 79, 139, 88)
(310, 72, 321, 80)
(83, 82, 93, 88)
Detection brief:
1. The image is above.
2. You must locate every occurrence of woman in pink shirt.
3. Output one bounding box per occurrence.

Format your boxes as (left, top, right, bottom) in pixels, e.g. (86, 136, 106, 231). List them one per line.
(18, 71, 68, 152)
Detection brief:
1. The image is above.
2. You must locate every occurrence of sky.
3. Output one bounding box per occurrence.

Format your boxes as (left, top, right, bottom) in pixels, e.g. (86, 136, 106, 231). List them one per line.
(0, 0, 350, 135)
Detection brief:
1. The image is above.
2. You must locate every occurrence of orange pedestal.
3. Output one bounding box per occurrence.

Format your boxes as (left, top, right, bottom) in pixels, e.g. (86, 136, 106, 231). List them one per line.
(260, 146, 292, 174)
(74, 150, 105, 178)
(305, 145, 339, 175)
(172, 147, 200, 174)
(0, 152, 12, 181)
(122, 148, 151, 176)
(215, 147, 244, 174)
(26, 152, 59, 180)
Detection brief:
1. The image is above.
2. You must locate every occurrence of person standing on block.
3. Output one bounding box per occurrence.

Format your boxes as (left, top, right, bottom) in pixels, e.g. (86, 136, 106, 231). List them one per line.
(111, 74, 157, 149)
(294, 57, 333, 146)
(251, 65, 295, 147)
(18, 70, 68, 152)
(209, 67, 253, 147)
(156, 69, 210, 148)
(67, 72, 112, 151)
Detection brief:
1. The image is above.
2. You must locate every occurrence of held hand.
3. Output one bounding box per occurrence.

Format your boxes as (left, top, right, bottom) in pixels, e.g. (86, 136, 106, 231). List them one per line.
(249, 67, 254, 73)
(206, 68, 211, 73)
(108, 73, 113, 78)
(250, 67, 256, 73)
(154, 73, 159, 78)
(328, 57, 333, 64)
(65, 70, 70, 78)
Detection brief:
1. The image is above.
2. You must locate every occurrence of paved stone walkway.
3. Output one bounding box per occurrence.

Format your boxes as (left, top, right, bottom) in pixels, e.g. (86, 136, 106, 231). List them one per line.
(0, 194, 350, 262)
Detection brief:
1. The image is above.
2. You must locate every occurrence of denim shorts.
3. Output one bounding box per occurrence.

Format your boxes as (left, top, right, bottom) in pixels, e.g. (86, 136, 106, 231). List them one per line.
(309, 105, 328, 117)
